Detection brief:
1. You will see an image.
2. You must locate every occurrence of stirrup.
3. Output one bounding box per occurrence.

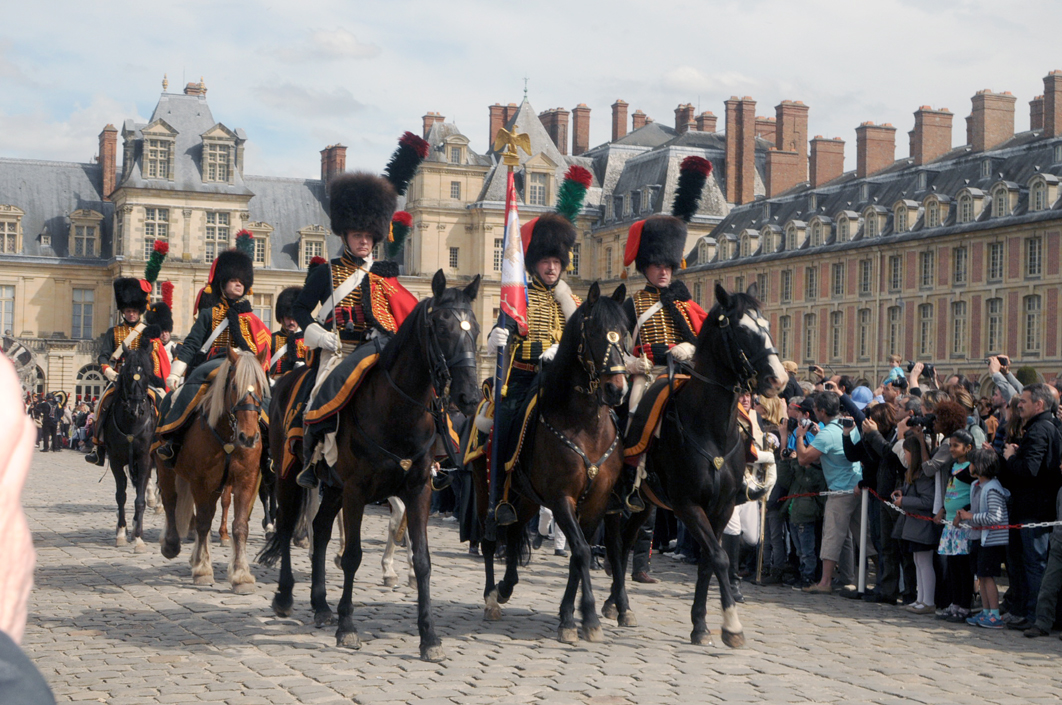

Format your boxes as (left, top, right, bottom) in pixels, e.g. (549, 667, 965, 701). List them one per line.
(85, 448, 105, 466)
(295, 465, 318, 489)
(156, 441, 175, 461)
(605, 492, 625, 515)
(625, 490, 646, 513)
(430, 470, 452, 492)
(494, 501, 518, 526)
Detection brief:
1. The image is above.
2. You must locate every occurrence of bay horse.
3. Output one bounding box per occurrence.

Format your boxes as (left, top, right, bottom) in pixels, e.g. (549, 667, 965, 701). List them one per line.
(259, 270, 481, 662)
(602, 282, 787, 648)
(480, 282, 630, 644)
(103, 345, 161, 553)
(156, 346, 268, 593)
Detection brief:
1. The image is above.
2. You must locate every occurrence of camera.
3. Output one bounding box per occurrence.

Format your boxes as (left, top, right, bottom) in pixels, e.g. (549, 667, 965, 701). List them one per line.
(906, 361, 935, 376)
(998, 355, 1009, 368)
(909, 413, 936, 428)
(840, 417, 855, 429)
(787, 417, 798, 432)
(799, 418, 813, 429)
(782, 448, 796, 459)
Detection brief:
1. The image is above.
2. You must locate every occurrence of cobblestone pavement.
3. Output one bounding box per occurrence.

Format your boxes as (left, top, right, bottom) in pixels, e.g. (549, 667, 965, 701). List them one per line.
(20, 449, 1062, 704)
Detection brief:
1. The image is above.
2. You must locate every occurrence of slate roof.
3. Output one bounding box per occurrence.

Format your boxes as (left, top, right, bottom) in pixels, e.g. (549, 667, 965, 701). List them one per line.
(244, 175, 336, 269)
(0, 157, 113, 260)
(424, 122, 492, 167)
(684, 129, 1062, 271)
(119, 92, 253, 196)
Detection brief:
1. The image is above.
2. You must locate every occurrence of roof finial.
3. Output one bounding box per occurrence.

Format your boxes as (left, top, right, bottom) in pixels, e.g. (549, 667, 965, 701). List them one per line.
(523, 75, 529, 100)
(162, 74, 168, 92)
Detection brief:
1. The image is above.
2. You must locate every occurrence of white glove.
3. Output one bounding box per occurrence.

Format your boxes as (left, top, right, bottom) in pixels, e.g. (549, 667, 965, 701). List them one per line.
(670, 342, 696, 362)
(487, 326, 509, 351)
(625, 354, 652, 375)
(103, 366, 118, 383)
(539, 343, 559, 363)
(304, 322, 341, 353)
(167, 359, 187, 391)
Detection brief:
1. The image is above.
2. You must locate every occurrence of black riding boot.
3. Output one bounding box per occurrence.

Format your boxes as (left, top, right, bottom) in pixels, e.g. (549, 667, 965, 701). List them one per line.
(85, 444, 106, 466)
(723, 533, 745, 603)
(295, 463, 319, 489)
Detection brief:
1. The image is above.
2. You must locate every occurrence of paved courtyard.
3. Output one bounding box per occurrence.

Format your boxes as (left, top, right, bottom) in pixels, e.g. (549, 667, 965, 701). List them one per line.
(20, 448, 1062, 704)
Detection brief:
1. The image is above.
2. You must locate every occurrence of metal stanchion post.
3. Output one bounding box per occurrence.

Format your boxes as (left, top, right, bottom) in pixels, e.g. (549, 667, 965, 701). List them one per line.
(755, 495, 766, 584)
(857, 487, 869, 594)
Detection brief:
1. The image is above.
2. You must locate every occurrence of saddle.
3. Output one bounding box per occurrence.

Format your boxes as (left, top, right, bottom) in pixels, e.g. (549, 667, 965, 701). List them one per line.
(623, 374, 689, 460)
(460, 388, 539, 476)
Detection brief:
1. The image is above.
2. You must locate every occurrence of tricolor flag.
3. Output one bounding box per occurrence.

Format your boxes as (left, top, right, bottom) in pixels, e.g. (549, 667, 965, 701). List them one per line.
(499, 171, 528, 336)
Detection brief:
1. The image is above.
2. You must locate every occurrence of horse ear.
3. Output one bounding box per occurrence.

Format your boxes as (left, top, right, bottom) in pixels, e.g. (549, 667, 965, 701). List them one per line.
(227, 346, 239, 364)
(463, 274, 481, 301)
(586, 281, 600, 305)
(746, 280, 759, 301)
(714, 282, 731, 309)
(431, 269, 446, 299)
(611, 283, 626, 303)
(256, 344, 269, 367)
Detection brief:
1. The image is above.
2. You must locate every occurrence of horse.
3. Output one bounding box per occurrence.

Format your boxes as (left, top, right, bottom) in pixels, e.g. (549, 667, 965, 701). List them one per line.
(156, 346, 269, 593)
(601, 282, 787, 648)
(259, 270, 481, 662)
(479, 282, 630, 644)
(102, 345, 161, 553)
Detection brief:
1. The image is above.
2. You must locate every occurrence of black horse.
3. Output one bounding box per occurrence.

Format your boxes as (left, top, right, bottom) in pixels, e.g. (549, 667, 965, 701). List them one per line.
(260, 270, 481, 662)
(480, 282, 629, 643)
(103, 346, 162, 553)
(603, 282, 787, 647)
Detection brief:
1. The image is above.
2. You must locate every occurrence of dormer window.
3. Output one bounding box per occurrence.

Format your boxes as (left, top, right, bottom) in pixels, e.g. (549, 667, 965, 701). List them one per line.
(612, 195, 623, 218)
(740, 230, 758, 257)
(981, 160, 992, 179)
(299, 225, 328, 268)
(894, 200, 918, 233)
(958, 193, 973, 223)
(1029, 174, 1059, 212)
(0, 205, 24, 254)
(245, 221, 273, 266)
(926, 200, 939, 228)
(145, 138, 175, 180)
(917, 172, 927, 190)
(836, 211, 858, 243)
(528, 172, 549, 206)
(449, 146, 463, 164)
(860, 183, 870, 201)
(808, 193, 817, 211)
(760, 226, 779, 253)
(1055, 144, 1062, 163)
(808, 217, 831, 246)
(956, 188, 984, 223)
(991, 182, 1018, 217)
(69, 209, 103, 258)
(862, 206, 886, 237)
(785, 221, 806, 250)
(697, 237, 714, 264)
(205, 142, 231, 183)
(631, 190, 641, 215)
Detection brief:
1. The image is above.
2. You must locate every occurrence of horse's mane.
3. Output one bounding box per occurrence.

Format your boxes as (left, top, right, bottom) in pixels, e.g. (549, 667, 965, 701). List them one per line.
(200, 351, 268, 427)
(698, 289, 762, 348)
(541, 291, 627, 407)
(378, 286, 470, 370)
(118, 346, 155, 398)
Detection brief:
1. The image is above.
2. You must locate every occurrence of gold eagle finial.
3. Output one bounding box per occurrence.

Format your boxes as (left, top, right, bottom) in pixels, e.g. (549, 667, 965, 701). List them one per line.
(494, 127, 531, 167)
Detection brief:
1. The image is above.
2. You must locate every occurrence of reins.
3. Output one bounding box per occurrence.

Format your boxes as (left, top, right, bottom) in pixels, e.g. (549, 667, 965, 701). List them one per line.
(200, 375, 263, 493)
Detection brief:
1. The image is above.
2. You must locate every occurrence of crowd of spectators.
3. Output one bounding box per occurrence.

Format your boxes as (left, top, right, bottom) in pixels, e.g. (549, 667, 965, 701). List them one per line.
(24, 393, 94, 453)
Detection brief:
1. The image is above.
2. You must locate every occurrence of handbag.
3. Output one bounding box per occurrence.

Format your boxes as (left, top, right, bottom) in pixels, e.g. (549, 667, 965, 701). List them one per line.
(937, 523, 969, 556)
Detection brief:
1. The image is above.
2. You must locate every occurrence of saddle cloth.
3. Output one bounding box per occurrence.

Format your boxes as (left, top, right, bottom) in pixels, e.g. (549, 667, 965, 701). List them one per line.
(461, 389, 539, 476)
(623, 374, 689, 460)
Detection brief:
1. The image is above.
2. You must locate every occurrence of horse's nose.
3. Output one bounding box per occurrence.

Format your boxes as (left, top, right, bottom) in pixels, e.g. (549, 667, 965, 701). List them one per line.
(759, 375, 783, 396)
(455, 389, 481, 416)
(238, 430, 259, 448)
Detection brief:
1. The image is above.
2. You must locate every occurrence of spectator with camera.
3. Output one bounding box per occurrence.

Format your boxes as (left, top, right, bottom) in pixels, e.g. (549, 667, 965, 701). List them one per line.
(797, 391, 865, 594)
(1000, 383, 1062, 630)
(778, 395, 827, 588)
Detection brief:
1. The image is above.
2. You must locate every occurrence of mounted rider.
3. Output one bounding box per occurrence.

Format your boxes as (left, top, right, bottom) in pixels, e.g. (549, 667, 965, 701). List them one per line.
(615, 156, 713, 511)
(268, 286, 307, 380)
(85, 242, 171, 465)
(155, 238, 271, 464)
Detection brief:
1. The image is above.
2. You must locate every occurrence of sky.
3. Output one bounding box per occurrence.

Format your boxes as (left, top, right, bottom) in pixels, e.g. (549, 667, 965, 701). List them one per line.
(3, 0, 1062, 179)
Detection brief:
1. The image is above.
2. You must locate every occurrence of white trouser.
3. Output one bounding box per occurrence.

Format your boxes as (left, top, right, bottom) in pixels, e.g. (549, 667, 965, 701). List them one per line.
(307, 345, 351, 468)
(538, 507, 567, 551)
(627, 364, 665, 416)
(723, 502, 760, 544)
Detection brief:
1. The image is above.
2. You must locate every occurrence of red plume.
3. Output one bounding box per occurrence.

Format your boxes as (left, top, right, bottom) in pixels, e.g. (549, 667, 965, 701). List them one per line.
(679, 155, 713, 177)
(565, 165, 593, 188)
(309, 255, 327, 266)
(624, 220, 646, 267)
(392, 211, 413, 227)
(153, 240, 169, 256)
(161, 281, 174, 308)
(399, 131, 430, 159)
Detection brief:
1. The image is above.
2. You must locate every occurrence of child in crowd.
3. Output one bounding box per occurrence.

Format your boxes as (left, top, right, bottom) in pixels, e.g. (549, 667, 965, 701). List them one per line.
(883, 354, 906, 386)
(956, 448, 1009, 628)
(935, 430, 976, 623)
(895, 434, 938, 615)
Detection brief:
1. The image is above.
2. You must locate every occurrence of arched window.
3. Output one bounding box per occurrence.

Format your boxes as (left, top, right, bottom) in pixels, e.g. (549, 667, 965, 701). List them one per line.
(837, 217, 848, 242)
(34, 366, 45, 395)
(993, 187, 1009, 217)
(785, 225, 797, 250)
(1031, 180, 1047, 211)
(740, 234, 750, 258)
(926, 200, 940, 228)
(864, 211, 879, 237)
(958, 193, 973, 223)
(811, 222, 822, 246)
(76, 364, 105, 403)
(894, 206, 907, 233)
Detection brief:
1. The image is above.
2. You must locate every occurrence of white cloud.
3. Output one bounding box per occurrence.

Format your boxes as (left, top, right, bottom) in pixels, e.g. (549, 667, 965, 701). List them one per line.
(255, 83, 366, 117)
(662, 67, 760, 96)
(0, 95, 143, 162)
(275, 28, 380, 62)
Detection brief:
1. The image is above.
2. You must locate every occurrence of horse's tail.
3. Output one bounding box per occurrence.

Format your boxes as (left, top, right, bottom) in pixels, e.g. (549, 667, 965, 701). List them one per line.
(175, 475, 195, 538)
(257, 484, 307, 567)
(257, 523, 286, 567)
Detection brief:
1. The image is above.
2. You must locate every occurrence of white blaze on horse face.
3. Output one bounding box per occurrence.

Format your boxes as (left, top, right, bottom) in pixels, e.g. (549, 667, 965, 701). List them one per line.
(738, 312, 788, 393)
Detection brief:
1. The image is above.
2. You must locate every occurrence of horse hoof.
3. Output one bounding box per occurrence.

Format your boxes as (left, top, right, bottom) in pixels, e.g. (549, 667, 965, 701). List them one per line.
(220, 537, 232, 547)
(232, 582, 256, 595)
(193, 575, 214, 586)
(618, 612, 638, 628)
(580, 625, 604, 643)
(484, 606, 502, 621)
(133, 539, 147, 554)
(294, 537, 310, 549)
(115, 535, 128, 547)
(691, 630, 713, 646)
(161, 542, 180, 560)
(271, 595, 293, 619)
(336, 631, 361, 649)
(314, 609, 336, 628)
(421, 645, 446, 663)
(721, 629, 746, 649)
(557, 627, 579, 644)
(601, 602, 618, 620)
(383, 576, 398, 588)
(408, 575, 417, 589)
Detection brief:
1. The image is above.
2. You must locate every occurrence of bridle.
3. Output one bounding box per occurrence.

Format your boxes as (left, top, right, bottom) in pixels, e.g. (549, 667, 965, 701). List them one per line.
(199, 361, 264, 491)
(674, 307, 776, 394)
(573, 309, 629, 397)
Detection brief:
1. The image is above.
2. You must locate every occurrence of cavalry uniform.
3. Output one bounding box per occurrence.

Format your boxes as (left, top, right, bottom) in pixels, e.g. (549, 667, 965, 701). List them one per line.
(85, 278, 170, 465)
(156, 247, 270, 463)
(486, 212, 581, 529)
(295, 172, 418, 486)
(268, 287, 308, 379)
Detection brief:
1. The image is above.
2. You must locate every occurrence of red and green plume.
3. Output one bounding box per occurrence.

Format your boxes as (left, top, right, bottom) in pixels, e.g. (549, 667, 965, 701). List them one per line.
(235, 229, 255, 258)
(555, 165, 593, 223)
(144, 239, 168, 284)
(161, 281, 174, 308)
(671, 156, 712, 223)
(387, 211, 413, 260)
(384, 131, 429, 197)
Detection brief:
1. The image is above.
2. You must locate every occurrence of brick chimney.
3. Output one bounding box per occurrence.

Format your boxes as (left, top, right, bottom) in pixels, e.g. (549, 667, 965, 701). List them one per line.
(631, 110, 648, 131)
(184, 79, 207, 96)
(725, 96, 757, 205)
(968, 90, 1016, 152)
(539, 108, 569, 155)
(98, 125, 117, 201)
(754, 116, 776, 140)
(1043, 71, 1062, 138)
(504, 103, 519, 124)
(775, 100, 808, 168)
(611, 100, 628, 141)
(855, 122, 896, 178)
(320, 144, 347, 184)
(766, 149, 802, 198)
(909, 106, 953, 165)
(810, 136, 845, 188)
(489, 103, 506, 149)
(674, 103, 695, 135)
(695, 111, 717, 133)
(421, 111, 444, 139)
(1030, 95, 1045, 131)
(572, 104, 591, 156)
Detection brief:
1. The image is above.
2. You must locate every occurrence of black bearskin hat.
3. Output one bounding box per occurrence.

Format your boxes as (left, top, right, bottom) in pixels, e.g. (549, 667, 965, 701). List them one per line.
(328, 171, 397, 244)
(632, 215, 686, 273)
(114, 277, 149, 313)
(522, 213, 576, 272)
(212, 249, 254, 293)
(275, 287, 301, 322)
(145, 301, 173, 333)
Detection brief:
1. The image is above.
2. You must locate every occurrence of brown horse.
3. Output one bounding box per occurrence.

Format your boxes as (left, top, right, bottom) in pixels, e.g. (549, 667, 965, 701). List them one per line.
(480, 282, 630, 643)
(156, 347, 269, 593)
